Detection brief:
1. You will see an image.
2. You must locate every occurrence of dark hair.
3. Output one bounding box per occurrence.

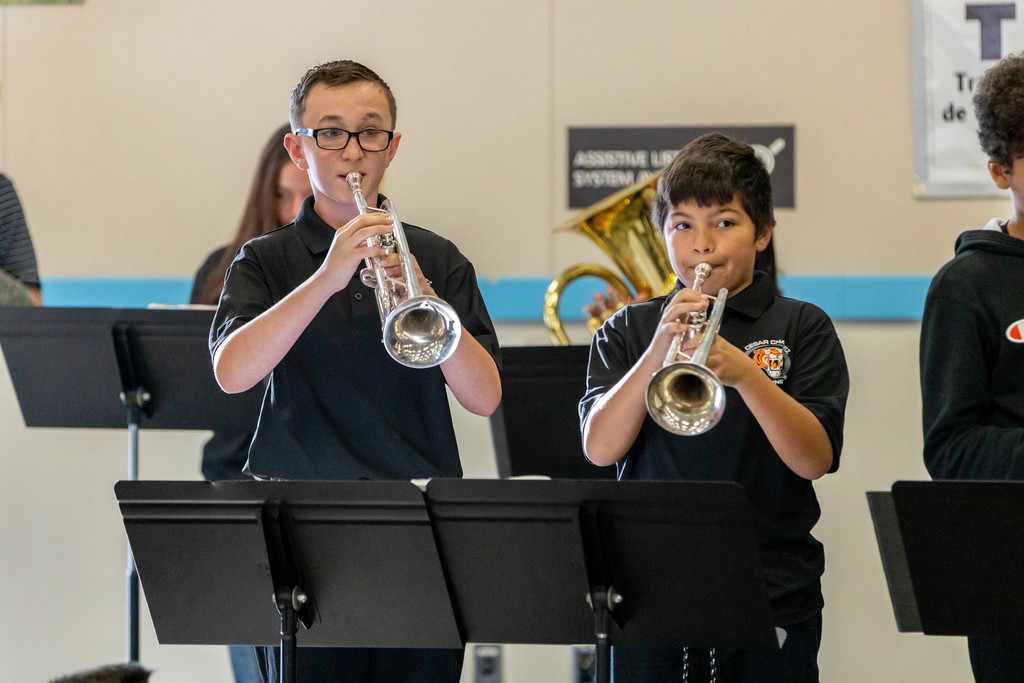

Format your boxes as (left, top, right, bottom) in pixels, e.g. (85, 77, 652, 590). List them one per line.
(49, 662, 151, 683)
(197, 123, 297, 305)
(653, 132, 778, 289)
(974, 53, 1024, 168)
(289, 60, 397, 131)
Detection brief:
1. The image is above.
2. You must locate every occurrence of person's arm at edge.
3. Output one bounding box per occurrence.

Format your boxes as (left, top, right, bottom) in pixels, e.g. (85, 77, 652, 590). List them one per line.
(25, 283, 41, 306)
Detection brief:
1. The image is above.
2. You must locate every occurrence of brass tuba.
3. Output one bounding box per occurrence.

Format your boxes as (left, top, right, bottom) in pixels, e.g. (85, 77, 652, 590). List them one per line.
(543, 171, 676, 345)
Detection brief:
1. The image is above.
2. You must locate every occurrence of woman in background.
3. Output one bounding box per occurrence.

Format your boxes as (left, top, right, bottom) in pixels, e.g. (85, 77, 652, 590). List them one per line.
(191, 122, 311, 482)
(189, 123, 311, 683)
(193, 123, 310, 309)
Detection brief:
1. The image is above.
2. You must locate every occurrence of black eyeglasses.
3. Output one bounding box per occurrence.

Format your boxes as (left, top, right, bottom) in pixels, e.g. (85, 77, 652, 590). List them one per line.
(293, 128, 394, 152)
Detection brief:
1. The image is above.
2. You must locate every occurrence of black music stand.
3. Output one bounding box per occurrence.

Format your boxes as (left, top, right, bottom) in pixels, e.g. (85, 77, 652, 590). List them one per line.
(868, 481, 1024, 636)
(0, 306, 264, 661)
(490, 346, 615, 479)
(425, 478, 777, 683)
(114, 480, 461, 683)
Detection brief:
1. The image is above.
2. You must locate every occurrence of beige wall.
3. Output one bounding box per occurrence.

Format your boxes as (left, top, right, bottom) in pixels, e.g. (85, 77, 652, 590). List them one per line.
(0, 0, 1011, 680)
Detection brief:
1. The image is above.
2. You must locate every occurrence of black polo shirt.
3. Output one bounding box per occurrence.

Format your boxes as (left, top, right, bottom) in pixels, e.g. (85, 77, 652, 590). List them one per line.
(210, 196, 500, 481)
(580, 271, 849, 625)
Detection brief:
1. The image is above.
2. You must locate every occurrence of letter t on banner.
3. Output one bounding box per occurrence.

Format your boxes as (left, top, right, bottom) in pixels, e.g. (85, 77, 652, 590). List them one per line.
(912, 0, 1020, 197)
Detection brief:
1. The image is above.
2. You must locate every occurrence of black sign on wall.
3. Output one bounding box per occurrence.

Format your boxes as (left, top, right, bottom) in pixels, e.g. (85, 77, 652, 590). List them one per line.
(568, 126, 795, 209)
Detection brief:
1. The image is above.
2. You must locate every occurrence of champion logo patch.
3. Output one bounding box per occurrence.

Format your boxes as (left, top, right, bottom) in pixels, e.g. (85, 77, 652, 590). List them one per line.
(1007, 319, 1024, 343)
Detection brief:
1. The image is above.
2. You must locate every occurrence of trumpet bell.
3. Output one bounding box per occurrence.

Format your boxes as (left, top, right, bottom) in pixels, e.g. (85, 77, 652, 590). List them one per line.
(645, 362, 726, 436)
(383, 296, 462, 368)
(346, 171, 463, 369)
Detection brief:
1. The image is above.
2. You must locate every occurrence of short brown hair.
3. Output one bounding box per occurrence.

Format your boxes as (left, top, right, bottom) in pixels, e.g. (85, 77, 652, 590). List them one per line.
(289, 60, 397, 131)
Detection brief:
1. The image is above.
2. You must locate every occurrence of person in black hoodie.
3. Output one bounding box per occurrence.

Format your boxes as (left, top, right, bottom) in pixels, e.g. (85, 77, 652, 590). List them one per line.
(920, 52, 1024, 682)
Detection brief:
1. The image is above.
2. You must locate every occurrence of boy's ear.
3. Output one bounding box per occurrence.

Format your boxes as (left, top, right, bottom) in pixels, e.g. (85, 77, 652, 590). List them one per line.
(385, 131, 401, 168)
(988, 159, 1012, 190)
(755, 225, 774, 252)
(284, 133, 309, 171)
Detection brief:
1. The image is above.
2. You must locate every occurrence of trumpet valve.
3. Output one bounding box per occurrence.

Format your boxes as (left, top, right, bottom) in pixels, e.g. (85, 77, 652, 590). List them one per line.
(359, 269, 380, 290)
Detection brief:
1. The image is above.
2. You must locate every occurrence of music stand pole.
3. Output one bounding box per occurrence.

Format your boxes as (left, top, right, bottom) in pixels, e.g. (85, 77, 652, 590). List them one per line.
(122, 395, 145, 663)
(114, 325, 150, 663)
(275, 587, 304, 683)
(588, 586, 621, 683)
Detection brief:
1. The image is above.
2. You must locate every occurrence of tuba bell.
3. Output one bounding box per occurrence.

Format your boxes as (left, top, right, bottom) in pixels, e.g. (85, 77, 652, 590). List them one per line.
(543, 171, 676, 345)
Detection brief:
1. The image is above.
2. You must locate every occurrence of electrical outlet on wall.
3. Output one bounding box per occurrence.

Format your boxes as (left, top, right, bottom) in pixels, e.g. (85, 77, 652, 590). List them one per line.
(474, 644, 502, 683)
(574, 645, 596, 683)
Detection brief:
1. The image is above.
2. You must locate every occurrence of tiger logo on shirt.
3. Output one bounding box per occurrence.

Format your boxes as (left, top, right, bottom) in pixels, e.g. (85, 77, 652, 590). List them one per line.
(754, 347, 785, 375)
(745, 340, 791, 384)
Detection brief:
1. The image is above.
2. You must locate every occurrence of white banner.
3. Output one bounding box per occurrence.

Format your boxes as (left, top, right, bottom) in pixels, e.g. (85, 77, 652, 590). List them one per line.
(913, 0, 1023, 196)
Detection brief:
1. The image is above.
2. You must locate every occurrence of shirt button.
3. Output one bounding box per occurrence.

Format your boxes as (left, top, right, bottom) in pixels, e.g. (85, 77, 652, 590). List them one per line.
(354, 292, 363, 301)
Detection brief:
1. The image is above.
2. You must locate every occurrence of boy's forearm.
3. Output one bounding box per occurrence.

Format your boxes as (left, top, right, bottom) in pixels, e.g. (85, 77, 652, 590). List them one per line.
(583, 351, 662, 467)
(214, 275, 334, 394)
(440, 330, 501, 416)
(736, 369, 833, 480)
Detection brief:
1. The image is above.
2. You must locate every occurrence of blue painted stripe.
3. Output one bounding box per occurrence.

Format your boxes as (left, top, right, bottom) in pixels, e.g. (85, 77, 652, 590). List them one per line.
(42, 278, 193, 309)
(39, 275, 933, 321)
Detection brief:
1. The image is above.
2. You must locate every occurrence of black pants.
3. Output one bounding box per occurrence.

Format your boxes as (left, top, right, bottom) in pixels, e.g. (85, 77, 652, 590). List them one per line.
(611, 614, 821, 683)
(257, 646, 464, 683)
(968, 636, 1024, 683)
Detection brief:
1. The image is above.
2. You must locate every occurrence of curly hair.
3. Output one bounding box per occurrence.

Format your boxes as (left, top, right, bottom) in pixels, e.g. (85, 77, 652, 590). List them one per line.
(974, 53, 1024, 168)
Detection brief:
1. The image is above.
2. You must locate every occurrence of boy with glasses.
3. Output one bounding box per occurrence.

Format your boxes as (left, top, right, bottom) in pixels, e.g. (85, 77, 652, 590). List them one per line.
(209, 59, 501, 682)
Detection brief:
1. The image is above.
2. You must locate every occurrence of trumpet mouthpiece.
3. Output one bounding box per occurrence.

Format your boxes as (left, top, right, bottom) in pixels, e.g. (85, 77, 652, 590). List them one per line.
(346, 172, 362, 191)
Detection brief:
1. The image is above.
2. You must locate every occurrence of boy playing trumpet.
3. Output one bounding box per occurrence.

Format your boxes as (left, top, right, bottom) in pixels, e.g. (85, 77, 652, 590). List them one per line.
(209, 59, 501, 683)
(580, 133, 849, 682)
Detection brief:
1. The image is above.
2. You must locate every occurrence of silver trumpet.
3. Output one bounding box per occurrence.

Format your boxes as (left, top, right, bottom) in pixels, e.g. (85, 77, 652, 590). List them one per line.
(645, 263, 728, 435)
(346, 172, 461, 368)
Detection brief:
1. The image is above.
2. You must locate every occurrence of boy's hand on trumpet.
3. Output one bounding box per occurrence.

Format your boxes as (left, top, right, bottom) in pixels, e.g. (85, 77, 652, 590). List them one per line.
(676, 317, 762, 390)
(369, 252, 438, 302)
(700, 334, 757, 389)
(320, 212, 393, 292)
(651, 287, 709, 359)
